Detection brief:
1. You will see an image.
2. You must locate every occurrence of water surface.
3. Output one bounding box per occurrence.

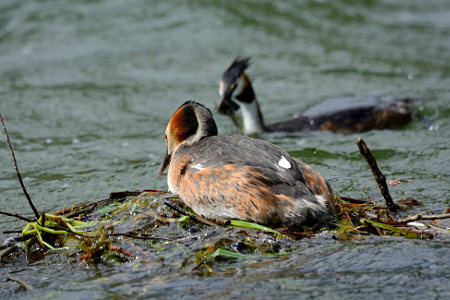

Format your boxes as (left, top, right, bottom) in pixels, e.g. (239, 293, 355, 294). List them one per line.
(1, 0, 449, 298)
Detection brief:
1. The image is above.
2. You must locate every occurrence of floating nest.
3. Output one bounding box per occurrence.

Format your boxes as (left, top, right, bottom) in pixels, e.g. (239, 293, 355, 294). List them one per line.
(1, 187, 448, 273)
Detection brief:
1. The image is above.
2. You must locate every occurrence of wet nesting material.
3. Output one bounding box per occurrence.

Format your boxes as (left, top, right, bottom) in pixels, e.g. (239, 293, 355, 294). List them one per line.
(1, 191, 294, 270)
(1, 190, 448, 271)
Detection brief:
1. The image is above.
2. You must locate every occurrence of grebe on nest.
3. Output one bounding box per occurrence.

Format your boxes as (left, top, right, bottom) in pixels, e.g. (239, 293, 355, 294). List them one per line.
(157, 101, 334, 226)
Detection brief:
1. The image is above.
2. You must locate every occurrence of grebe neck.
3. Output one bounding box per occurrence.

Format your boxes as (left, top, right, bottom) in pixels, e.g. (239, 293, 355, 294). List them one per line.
(240, 98, 266, 135)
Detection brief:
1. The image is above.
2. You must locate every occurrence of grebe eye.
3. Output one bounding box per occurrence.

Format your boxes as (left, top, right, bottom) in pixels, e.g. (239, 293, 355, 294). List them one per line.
(165, 134, 167, 140)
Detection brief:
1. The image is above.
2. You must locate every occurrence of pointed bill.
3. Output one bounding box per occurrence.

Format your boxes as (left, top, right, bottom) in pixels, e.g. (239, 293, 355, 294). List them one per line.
(157, 148, 171, 178)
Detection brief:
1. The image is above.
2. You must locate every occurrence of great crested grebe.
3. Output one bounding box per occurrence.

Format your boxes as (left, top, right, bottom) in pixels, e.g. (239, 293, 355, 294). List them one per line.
(217, 58, 414, 135)
(157, 101, 334, 226)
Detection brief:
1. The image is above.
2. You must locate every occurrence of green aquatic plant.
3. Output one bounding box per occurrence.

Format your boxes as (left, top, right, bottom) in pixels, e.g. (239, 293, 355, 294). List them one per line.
(22, 213, 98, 250)
(361, 218, 421, 239)
(228, 220, 288, 238)
(209, 248, 255, 259)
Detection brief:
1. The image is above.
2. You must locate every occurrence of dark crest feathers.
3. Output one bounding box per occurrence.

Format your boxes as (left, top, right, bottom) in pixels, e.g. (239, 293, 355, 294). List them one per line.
(173, 102, 199, 142)
(176, 101, 218, 138)
(222, 57, 251, 82)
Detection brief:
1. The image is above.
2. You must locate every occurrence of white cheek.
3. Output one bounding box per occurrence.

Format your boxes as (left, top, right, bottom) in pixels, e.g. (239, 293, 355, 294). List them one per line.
(232, 77, 244, 99)
(219, 81, 224, 97)
(167, 137, 175, 155)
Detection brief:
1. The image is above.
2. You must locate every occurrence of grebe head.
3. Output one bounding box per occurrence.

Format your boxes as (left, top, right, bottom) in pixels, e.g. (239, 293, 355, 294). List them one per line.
(157, 101, 218, 178)
(217, 58, 266, 135)
(217, 57, 255, 115)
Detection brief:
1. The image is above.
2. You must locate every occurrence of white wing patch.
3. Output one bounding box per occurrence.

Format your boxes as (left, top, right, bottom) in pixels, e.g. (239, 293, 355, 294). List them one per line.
(278, 156, 291, 169)
(190, 164, 204, 171)
(314, 195, 327, 207)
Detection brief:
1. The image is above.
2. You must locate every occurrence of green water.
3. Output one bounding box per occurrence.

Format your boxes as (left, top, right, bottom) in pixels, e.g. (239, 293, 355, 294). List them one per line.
(1, 0, 449, 298)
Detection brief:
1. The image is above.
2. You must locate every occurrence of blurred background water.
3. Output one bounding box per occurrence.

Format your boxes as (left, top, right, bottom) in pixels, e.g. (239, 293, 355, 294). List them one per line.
(0, 0, 449, 298)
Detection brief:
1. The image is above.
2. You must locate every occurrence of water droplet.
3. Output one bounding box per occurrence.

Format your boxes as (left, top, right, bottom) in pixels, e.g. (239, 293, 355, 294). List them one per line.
(428, 124, 439, 131)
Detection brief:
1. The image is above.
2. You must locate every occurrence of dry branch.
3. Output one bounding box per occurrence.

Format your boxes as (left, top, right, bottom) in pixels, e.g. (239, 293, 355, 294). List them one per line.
(108, 232, 179, 241)
(164, 200, 223, 227)
(397, 212, 450, 223)
(356, 138, 396, 212)
(339, 196, 374, 204)
(0, 210, 32, 222)
(0, 112, 40, 220)
(108, 245, 137, 259)
(6, 275, 33, 291)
